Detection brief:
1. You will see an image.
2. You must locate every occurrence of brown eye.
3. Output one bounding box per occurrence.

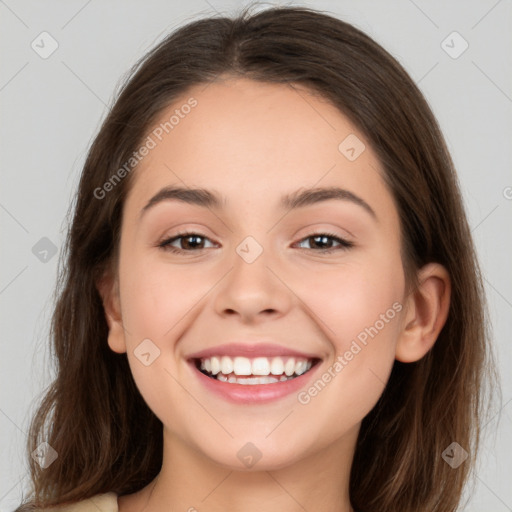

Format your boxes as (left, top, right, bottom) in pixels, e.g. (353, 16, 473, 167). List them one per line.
(295, 233, 353, 253)
(158, 232, 216, 253)
(157, 231, 353, 255)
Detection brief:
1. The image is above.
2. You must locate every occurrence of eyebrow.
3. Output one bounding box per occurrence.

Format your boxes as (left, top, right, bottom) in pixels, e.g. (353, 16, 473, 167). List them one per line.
(139, 185, 377, 220)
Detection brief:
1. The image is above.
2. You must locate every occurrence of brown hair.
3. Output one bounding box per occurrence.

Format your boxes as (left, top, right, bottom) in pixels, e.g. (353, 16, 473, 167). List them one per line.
(16, 4, 499, 512)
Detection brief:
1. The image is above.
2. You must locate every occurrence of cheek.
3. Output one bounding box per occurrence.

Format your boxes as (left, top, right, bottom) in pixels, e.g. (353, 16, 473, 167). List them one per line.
(117, 252, 206, 427)
(297, 256, 404, 414)
(119, 249, 205, 340)
(303, 256, 404, 348)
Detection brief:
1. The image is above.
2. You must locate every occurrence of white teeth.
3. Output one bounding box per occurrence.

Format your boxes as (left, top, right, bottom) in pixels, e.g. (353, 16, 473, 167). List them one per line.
(221, 356, 233, 375)
(211, 356, 221, 375)
(197, 355, 315, 384)
(252, 357, 270, 375)
(233, 357, 252, 375)
(219, 374, 282, 384)
(270, 357, 284, 375)
(295, 360, 308, 375)
(284, 357, 295, 376)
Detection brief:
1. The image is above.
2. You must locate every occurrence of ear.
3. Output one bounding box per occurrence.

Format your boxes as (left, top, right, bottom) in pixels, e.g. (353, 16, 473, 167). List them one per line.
(96, 271, 127, 354)
(395, 263, 451, 363)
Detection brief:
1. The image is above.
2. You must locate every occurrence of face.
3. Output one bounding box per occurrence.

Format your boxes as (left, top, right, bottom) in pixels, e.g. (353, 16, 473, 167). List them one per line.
(105, 78, 407, 470)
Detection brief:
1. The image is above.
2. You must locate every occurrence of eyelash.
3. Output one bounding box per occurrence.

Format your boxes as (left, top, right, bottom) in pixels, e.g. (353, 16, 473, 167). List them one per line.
(157, 231, 354, 255)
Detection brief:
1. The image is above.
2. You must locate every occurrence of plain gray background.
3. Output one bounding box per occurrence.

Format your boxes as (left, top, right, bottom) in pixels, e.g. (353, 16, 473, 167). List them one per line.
(1, 0, 511, 510)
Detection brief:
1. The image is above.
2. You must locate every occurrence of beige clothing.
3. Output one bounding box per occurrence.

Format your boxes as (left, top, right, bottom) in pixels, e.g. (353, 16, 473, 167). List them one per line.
(44, 493, 118, 512)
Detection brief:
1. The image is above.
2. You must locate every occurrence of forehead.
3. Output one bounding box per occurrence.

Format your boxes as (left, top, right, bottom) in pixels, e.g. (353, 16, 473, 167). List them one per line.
(153, 78, 367, 173)
(124, 78, 393, 223)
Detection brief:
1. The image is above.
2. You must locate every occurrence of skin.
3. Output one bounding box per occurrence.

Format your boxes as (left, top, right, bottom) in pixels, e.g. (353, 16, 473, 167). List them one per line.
(98, 77, 450, 512)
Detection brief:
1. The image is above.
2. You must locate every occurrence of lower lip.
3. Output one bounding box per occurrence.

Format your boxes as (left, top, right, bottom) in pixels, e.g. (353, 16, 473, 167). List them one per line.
(189, 360, 321, 404)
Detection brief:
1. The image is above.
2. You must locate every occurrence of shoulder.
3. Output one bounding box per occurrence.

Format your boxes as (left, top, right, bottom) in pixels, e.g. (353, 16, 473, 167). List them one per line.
(42, 493, 118, 512)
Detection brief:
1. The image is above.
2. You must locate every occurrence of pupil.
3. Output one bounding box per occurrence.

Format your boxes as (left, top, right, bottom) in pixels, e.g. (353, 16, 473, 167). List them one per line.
(184, 236, 202, 249)
(313, 235, 330, 249)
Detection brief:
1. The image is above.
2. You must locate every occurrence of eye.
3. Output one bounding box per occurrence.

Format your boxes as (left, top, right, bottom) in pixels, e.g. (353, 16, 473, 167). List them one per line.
(157, 231, 353, 255)
(157, 231, 216, 253)
(294, 232, 354, 253)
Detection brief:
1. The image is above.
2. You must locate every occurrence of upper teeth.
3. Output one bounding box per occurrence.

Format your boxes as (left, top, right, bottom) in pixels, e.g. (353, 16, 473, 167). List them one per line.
(200, 356, 313, 377)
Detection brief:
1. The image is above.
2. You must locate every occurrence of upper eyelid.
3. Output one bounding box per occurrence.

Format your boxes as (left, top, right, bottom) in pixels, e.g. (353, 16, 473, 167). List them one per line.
(160, 230, 351, 241)
(158, 230, 353, 248)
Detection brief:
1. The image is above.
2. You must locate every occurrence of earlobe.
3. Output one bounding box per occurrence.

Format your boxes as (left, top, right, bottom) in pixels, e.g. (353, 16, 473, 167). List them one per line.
(96, 272, 127, 354)
(395, 263, 451, 363)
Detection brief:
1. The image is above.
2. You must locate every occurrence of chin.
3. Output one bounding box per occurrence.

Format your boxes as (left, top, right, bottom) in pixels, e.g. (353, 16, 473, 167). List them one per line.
(198, 436, 315, 472)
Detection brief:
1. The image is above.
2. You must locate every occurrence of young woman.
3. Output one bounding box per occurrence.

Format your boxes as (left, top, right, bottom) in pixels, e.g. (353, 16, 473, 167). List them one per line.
(16, 5, 498, 512)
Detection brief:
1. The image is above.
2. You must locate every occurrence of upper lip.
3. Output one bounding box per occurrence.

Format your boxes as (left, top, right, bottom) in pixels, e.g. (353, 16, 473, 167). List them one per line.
(187, 343, 321, 360)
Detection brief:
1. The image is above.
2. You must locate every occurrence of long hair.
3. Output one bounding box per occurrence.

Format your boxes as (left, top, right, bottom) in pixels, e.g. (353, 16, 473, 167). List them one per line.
(16, 5, 499, 511)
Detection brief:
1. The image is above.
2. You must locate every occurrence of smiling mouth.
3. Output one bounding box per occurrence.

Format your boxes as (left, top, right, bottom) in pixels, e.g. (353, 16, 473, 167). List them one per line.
(193, 355, 321, 385)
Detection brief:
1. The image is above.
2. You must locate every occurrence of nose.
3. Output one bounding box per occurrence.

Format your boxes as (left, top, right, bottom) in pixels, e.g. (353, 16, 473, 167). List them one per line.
(213, 244, 294, 324)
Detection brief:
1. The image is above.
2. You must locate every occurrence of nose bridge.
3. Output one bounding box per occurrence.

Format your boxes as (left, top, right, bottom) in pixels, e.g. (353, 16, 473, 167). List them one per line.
(231, 232, 277, 296)
(213, 232, 292, 320)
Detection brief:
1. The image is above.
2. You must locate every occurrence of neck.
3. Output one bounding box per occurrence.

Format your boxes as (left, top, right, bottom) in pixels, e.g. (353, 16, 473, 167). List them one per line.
(120, 425, 359, 512)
